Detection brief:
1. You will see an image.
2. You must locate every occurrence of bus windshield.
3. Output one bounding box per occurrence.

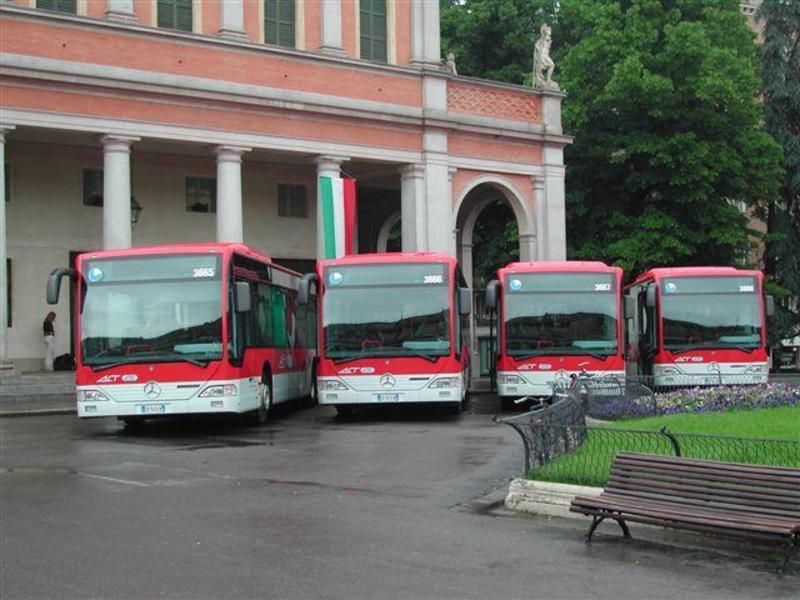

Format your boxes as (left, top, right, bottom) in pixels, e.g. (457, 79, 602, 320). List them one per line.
(660, 276, 762, 351)
(503, 273, 618, 358)
(322, 263, 451, 361)
(80, 254, 223, 367)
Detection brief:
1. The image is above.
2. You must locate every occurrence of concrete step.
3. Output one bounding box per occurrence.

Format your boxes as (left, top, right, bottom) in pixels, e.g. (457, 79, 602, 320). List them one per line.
(0, 383, 76, 396)
(0, 394, 75, 406)
(0, 373, 75, 386)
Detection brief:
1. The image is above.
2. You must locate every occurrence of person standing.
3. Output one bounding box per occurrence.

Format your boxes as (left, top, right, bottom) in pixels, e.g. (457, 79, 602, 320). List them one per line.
(43, 311, 56, 371)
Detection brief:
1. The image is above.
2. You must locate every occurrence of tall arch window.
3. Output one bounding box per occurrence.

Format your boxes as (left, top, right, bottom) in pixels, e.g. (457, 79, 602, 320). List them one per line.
(36, 0, 76, 13)
(360, 0, 387, 62)
(157, 0, 193, 32)
(265, 0, 296, 48)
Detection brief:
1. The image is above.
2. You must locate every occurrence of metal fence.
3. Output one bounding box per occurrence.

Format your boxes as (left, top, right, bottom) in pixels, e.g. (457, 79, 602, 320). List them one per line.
(495, 390, 800, 487)
(494, 396, 587, 473)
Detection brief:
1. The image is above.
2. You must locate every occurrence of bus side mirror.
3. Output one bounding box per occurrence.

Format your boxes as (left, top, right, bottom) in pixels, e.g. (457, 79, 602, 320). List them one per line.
(485, 280, 500, 312)
(298, 273, 318, 306)
(645, 286, 657, 309)
(234, 281, 251, 313)
(624, 296, 636, 319)
(766, 295, 775, 317)
(459, 288, 472, 315)
(46, 268, 78, 305)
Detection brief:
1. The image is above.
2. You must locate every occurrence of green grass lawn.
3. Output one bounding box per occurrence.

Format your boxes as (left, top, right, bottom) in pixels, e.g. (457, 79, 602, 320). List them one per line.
(599, 405, 800, 440)
(527, 406, 800, 487)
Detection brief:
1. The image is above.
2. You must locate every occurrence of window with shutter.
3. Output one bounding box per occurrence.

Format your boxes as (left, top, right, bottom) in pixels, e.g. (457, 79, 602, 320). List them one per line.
(36, 0, 77, 13)
(157, 0, 193, 32)
(360, 0, 387, 63)
(265, 0, 296, 48)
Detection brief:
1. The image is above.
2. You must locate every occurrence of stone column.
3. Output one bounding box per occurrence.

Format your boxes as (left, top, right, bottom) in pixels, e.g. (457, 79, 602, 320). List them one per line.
(543, 146, 566, 260)
(215, 145, 251, 244)
(0, 126, 15, 375)
(101, 135, 139, 250)
(218, 0, 247, 39)
(533, 177, 546, 261)
(519, 233, 537, 262)
(320, 0, 344, 55)
(399, 164, 424, 252)
(410, 0, 441, 66)
(314, 155, 347, 259)
(105, 0, 137, 22)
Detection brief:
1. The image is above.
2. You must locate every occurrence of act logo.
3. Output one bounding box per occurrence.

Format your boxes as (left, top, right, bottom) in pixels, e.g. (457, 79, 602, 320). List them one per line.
(338, 366, 375, 375)
(675, 356, 704, 363)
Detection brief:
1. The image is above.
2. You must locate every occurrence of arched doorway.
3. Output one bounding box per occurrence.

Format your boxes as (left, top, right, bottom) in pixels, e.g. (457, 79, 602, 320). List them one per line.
(455, 177, 537, 379)
(376, 212, 401, 253)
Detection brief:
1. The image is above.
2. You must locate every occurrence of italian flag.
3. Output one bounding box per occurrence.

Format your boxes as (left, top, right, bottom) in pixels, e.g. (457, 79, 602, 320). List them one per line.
(319, 176, 357, 259)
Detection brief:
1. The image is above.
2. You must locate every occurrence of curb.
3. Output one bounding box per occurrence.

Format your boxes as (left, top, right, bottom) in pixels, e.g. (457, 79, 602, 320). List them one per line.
(0, 407, 77, 417)
(504, 478, 602, 519)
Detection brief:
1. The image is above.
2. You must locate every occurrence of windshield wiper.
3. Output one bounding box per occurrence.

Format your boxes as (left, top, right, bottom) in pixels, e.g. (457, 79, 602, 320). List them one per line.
(668, 344, 757, 355)
(89, 354, 209, 371)
(332, 348, 440, 364)
(510, 348, 612, 361)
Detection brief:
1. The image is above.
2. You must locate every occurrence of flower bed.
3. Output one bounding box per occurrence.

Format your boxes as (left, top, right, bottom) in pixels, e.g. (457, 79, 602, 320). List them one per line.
(590, 383, 800, 421)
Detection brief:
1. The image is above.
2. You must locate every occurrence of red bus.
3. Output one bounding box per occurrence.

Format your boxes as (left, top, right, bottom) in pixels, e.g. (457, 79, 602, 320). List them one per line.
(47, 243, 317, 426)
(625, 267, 773, 387)
(298, 253, 472, 415)
(485, 262, 627, 400)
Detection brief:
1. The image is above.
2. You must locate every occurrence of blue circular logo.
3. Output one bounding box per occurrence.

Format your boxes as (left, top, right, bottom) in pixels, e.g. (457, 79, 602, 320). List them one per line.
(328, 272, 343, 286)
(665, 282, 677, 293)
(510, 279, 522, 291)
(87, 268, 104, 283)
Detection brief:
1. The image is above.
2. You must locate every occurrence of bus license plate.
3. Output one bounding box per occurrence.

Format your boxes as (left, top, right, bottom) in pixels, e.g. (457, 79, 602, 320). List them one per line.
(138, 404, 166, 415)
(373, 393, 400, 402)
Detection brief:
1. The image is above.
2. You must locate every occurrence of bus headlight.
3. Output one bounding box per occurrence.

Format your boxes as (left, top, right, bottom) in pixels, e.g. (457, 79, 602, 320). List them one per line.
(77, 389, 109, 402)
(744, 365, 767, 373)
(428, 377, 459, 389)
(322, 380, 349, 391)
(199, 384, 238, 397)
(499, 374, 523, 385)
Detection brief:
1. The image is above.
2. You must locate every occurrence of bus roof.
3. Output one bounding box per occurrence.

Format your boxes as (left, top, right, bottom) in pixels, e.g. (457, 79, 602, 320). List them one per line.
(631, 266, 763, 287)
(77, 242, 272, 263)
(320, 252, 456, 268)
(498, 261, 619, 277)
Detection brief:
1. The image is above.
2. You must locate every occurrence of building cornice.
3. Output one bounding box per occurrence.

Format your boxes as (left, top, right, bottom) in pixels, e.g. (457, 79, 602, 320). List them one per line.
(0, 53, 572, 145)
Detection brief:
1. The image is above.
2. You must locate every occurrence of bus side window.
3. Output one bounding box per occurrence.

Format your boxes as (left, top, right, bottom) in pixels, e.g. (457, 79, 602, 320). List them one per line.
(272, 287, 289, 348)
(307, 293, 318, 350)
(254, 284, 275, 347)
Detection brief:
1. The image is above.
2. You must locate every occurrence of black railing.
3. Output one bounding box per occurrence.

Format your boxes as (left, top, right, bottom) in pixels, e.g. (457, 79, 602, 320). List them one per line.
(494, 388, 800, 487)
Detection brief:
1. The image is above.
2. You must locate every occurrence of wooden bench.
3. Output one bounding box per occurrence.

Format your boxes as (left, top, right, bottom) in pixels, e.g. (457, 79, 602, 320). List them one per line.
(569, 452, 800, 573)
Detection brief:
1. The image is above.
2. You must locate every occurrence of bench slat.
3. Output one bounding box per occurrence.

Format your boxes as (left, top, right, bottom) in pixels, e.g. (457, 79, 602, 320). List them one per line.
(571, 495, 797, 535)
(615, 452, 800, 476)
(605, 475, 800, 507)
(598, 489, 800, 520)
(569, 506, 793, 543)
(581, 492, 800, 529)
(612, 459, 800, 489)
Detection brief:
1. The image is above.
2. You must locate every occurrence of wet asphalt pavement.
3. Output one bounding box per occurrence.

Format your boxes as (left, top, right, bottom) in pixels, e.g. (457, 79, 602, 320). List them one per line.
(1, 396, 797, 599)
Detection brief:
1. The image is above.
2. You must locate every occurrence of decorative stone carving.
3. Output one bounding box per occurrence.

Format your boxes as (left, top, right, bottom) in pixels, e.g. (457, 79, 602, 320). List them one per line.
(448, 82, 542, 123)
(445, 53, 458, 76)
(533, 23, 558, 89)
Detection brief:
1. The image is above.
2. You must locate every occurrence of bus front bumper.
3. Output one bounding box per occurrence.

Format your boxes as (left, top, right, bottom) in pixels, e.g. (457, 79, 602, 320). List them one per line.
(317, 377, 462, 406)
(496, 370, 626, 399)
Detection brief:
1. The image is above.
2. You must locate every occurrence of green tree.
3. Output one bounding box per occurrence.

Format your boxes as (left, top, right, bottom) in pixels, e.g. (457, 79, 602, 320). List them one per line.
(440, 0, 558, 84)
(471, 201, 519, 287)
(759, 0, 800, 344)
(559, 0, 783, 275)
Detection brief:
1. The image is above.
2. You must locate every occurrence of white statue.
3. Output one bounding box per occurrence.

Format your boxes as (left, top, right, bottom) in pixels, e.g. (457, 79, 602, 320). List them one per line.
(445, 52, 458, 76)
(533, 23, 556, 88)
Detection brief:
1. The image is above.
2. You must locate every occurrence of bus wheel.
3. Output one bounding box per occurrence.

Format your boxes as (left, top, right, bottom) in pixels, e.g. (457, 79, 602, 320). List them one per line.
(253, 375, 272, 425)
(335, 405, 354, 418)
(307, 363, 318, 407)
(120, 416, 145, 429)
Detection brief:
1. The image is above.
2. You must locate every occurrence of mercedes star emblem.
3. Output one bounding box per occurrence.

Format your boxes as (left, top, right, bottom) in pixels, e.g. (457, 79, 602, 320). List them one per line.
(379, 373, 396, 389)
(143, 381, 162, 400)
